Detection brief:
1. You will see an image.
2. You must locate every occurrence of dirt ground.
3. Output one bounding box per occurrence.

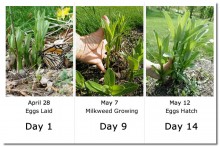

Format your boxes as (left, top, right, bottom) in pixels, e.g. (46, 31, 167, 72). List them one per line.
(6, 68, 73, 96)
(146, 59, 214, 96)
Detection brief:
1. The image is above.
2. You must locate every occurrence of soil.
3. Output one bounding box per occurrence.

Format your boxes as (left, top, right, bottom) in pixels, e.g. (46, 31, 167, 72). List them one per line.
(146, 59, 214, 96)
(76, 29, 143, 96)
(6, 68, 73, 96)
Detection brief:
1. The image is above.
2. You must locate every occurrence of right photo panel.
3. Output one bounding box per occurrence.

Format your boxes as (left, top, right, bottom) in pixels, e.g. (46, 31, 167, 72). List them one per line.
(145, 6, 216, 144)
(146, 6, 214, 96)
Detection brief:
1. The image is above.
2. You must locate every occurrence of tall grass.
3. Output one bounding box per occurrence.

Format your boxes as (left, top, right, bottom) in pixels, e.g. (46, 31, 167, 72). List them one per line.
(76, 6, 143, 35)
(6, 6, 58, 32)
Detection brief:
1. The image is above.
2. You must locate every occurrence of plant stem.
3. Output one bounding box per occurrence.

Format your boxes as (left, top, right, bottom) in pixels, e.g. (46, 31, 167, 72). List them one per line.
(9, 6, 19, 72)
(129, 71, 134, 82)
(106, 45, 110, 69)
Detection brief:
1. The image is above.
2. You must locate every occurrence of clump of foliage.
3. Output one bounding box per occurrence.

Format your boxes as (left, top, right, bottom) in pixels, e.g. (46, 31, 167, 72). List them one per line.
(76, 69, 138, 96)
(32, 11, 50, 67)
(164, 11, 209, 82)
(151, 11, 209, 95)
(7, 6, 32, 71)
(125, 39, 143, 81)
(8, 27, 31, 70)
(7, 9, 49, 70)
(151, 30, 172, 83)
(102, 14, 126, 69)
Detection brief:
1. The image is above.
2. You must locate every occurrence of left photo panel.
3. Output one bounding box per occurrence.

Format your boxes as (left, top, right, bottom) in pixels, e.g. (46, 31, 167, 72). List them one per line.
(6, 6, 73, 96)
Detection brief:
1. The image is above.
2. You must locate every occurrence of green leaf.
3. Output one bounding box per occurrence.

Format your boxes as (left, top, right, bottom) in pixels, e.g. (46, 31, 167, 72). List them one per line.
(127, 56, 139, 70)
(23, 36, 31, 66)
(183, 51, 199, 68)
(176, 24, 182, 42)
(85, 81, 105, 94)
(182, 24, 207, 44)
(111, 85, 125, 96)
(163, 11, 175, 39)
(134, 69, 143, 78)
(134, 39, 143, 55)
(117, 82, 138, 96)
(154, 30, 162, 50)
(104, 68, 115, 86)
(177, 73, 188, 83)
(181, 11, 190, 29)
(76, 71, 85, 89)
(195, 29, 209, 41)
(162, 34, 170, 53)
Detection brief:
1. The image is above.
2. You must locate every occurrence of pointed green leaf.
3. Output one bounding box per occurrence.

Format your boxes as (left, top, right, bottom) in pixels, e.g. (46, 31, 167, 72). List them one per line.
(181, 11, 190, 29)
(114, 82, 138, 96)
(85, 81, 105, 94)
(163, 11, 175, 39)
(162, 34, 170, 53)
(76, 71, 85, 89)
(134, 69, 143, 78)
(104, 68, 115, 86)
(127, 56, 139, 70)
(111, 85, 125, 96)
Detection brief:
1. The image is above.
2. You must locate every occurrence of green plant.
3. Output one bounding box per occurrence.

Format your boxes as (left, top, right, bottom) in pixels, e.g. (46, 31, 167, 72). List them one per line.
(150, 30, 172, 82)
(127, 39, 143, 81)
(23, 33, 32, 67)
(76, 69, 138, 96)
(163, 11, 209, 83)
(8, 27, 31, 70)
(114, 14, 126, 51)
(102, 14, 126, 69)
(76, 70, 85, 90)
(85, 68, 138, 96)
(32, 10, 50, 68)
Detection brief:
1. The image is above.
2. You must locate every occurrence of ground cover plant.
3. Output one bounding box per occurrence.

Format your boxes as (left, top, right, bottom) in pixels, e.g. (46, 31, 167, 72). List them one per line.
(146, 6, 214, 96)
(76, 6, 143, 96)
(6, 6, 73, 96)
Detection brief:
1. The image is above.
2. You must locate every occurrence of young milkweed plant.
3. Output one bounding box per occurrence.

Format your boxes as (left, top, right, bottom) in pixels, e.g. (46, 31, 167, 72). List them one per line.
(151, 30, 172, 83)
(151, 11, 209, 95)
(124, 39, 143, 82)
(76, 69, 138, 96)
(32, 10, 50, 67)
(102, 14, 126, 69)
(7, 10, 49, 71)
(163, 11, 209, 83)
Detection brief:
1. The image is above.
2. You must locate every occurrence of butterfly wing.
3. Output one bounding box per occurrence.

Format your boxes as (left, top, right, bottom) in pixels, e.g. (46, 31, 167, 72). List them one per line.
(42, 47, 64, 69)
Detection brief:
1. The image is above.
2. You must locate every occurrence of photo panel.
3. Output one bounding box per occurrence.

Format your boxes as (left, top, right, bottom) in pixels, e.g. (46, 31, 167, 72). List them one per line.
(6, 6, 73, 96)
(146, 6, 214, 97)
(76, 6, 144, 96)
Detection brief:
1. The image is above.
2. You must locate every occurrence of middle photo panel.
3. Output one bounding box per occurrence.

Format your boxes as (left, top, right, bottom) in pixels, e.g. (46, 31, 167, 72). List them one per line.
(76, 6, 144, 96)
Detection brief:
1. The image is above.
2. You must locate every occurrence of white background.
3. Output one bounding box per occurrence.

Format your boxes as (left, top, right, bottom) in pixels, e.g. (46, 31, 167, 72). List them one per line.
(145, 97, 216, 143)
(0, 0, 218, 147)
(75, 97, 144, 143)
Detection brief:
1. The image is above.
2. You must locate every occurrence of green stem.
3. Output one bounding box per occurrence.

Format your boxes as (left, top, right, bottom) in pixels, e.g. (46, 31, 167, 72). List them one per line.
(106, 53, 110, 69)
(129, 71, 134, 82)
(9, 6, 19, 72)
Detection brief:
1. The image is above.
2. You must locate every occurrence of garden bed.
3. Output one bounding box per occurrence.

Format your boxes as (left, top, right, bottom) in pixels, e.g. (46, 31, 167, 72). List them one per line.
(146, 59, 214, 96)
(76, 29, 143, 96)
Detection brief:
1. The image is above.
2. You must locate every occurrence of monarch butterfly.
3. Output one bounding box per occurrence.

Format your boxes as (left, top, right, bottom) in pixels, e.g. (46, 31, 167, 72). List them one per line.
(41, 45, 64, 69)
